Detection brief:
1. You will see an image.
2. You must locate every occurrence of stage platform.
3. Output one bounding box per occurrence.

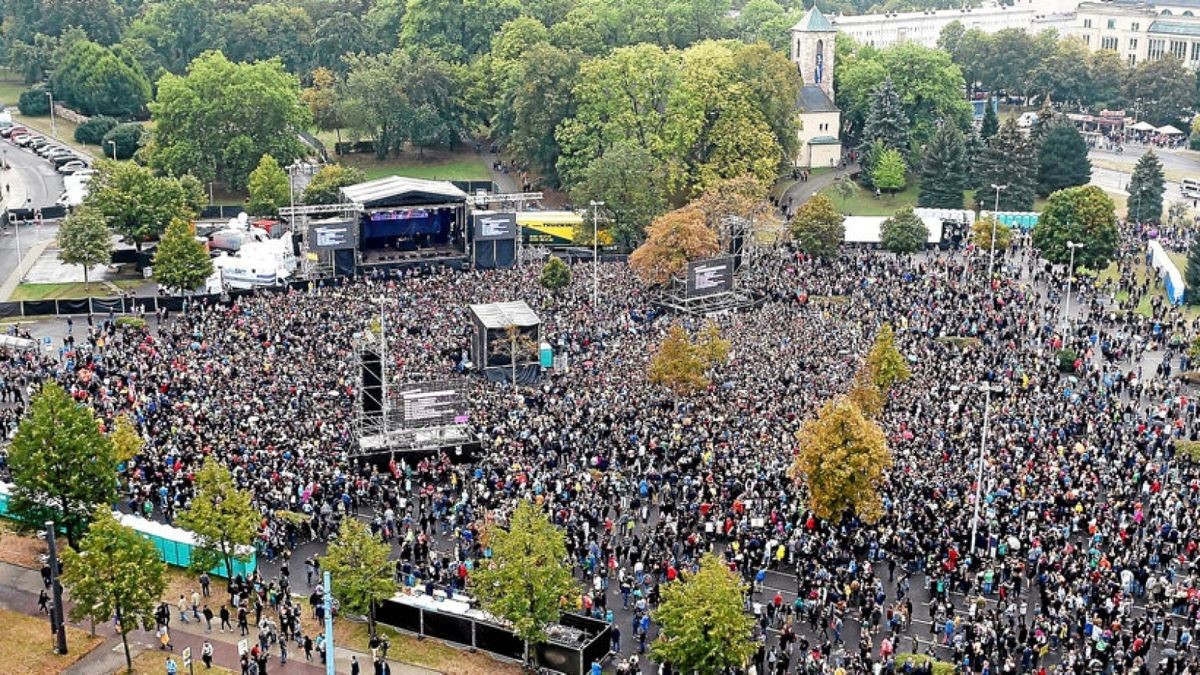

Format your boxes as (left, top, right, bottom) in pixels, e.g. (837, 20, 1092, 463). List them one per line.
(356, 424, 482, 465)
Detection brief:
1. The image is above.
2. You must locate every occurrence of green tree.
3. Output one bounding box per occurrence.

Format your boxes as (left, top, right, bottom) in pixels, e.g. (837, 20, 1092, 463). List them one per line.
(56, 205, 113, 288)
(148, 51, 309, 190)
(470, 500, 579, 665)
(790, 396, 892, 523)
(302, 164, 367, 205)
(1087, 49, 1128, 110)
(871, 148, 906, 195)
(859, 77, 909, 160)
(153, 218, 214, 293)
(538, 255, 571, 293)
(101, 123, 144, 160)
(323, 518, 394, 637)
(223, 3, 314, 74)
(491, 43, 580, 187)
(85, 160, 192, 247)
(918, 123, 967, 209)
(864, 323, 911, 393)
(301, 67, 342, 136)
(1187, 239, 1200, 305)
(879, 205, 929, 255)
(400, 0, 522, 63)
(1127, 150, 1166, 224)
(1036, 123, 1092, 197)
(177, 457, 259, 582)
(975, 119, 1037, 211)
(245, 154, 290, 217)
(7, 382, 118, 548)
(1032, 185, 1118, 270)
(61, 508, 167, 673)
(571, 143, 670, 249)
(1124, 55, 1193, 126)
(178, 174, 208, 214)
(74, 116, 119, 146)
(51, 39, 151, 117)
(979, 99, 999, 140)
(109, 414, 144, 465)
(789, 194, 845, 259)
(971, 217, 1013, 253)
(18, 87, 51, 115)
(651, 553, 756, 674)
(124, 0, 224, 74)
(733, 0, 796, 51)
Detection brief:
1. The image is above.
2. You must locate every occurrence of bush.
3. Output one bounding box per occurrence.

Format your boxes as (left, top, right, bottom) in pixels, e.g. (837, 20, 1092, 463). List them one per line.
(101, 123, 144, 160)
(1056, 348, 1078, 373)
(893, 653, 957, 675)
(17, 87, 50, 116)
(1176, 440, 1200, 462)
(74, 116, 119, 145)
(114, 316, 146, 330)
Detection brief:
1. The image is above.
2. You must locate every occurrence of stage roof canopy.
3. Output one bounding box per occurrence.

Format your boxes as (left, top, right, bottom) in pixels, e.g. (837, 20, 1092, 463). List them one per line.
(340, 176, 468, 209)
(468, 300, 540, 329)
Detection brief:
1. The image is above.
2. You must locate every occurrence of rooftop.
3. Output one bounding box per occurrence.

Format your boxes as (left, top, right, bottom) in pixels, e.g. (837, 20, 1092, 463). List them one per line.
(792, 6, 835, 32)
(339, 175, 467, 209)
(1149, 19, 1200, 35)
(797, 85, 839, 113)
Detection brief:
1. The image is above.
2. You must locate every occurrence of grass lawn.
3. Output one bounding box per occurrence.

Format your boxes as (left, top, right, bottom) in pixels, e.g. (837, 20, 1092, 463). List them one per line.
(820, 180, 922, 216)
(0, 607, 103, 675)
(336, 621, 520, 675)
(124, 650, 235, 675)
(338, 150, 491, 182)
(10, 279, 145, 301)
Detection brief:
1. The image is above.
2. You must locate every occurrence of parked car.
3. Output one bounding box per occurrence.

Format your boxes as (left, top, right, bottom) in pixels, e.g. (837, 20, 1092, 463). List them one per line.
(45, 149, 75, 162)
(13, 134, 35, 147)
(2, 125, 26, 138)
(51, 154, 82, 168)
(58, 160, 88, 174)
(26, 136, 47, 150)
(37, 144, 66, 158)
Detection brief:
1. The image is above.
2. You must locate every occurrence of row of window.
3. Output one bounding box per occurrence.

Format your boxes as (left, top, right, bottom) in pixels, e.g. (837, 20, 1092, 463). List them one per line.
(1083, 33, 1200, 63)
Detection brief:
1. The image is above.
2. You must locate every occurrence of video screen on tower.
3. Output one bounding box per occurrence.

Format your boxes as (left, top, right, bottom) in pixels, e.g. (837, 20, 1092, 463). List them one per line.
(685, 256, 734, 298)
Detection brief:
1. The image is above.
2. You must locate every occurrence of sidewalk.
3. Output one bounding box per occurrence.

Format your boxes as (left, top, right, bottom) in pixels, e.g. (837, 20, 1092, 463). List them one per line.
(0, 560, 437, 674)
(772, 164, 860, 216)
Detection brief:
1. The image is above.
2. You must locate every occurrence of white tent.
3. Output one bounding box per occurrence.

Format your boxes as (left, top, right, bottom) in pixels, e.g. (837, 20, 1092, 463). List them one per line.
(1157, 124, 1184, 135)
(1130, 121, 1157, 132)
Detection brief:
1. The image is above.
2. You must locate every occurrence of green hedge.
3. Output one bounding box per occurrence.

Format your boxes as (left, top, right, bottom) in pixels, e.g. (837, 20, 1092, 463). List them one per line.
(894, 653, 957, 675)
(114, 316, 146, 330)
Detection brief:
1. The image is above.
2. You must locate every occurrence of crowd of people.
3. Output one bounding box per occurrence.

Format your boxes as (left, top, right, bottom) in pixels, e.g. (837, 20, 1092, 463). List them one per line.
(3, 223, 1200, 674)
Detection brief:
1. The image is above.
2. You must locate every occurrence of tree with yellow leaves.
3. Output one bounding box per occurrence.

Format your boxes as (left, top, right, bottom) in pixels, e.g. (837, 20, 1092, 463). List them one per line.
(865, 323, 911, 393)
(629, 207, 719, 285)
(847, 368, 885, 419)
(790, 397, 891, 523)
(648, 323, 730, 395)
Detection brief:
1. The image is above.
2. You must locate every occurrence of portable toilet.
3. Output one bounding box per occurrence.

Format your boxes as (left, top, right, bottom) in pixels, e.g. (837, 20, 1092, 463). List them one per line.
(539, 342, 553, 368)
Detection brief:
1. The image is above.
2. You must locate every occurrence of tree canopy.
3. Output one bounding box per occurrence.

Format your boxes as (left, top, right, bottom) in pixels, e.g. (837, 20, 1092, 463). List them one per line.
(1127, 150, 1166, 224)
(323, 518, 395, 636)
(177, 457, 259, 581)
(56, 205, 114, 287)
(918, 123, 966, 209)
(246, 154, 290, 217)
(651, 553, 757, 673)
(84, 160, 192, 247)
(879, 205, 929, 255)
(790, 194, 845, 259)
(153, 218, 214, 293)
(1037, 123, 1092, 198)
(791, 396, 892, 524)
(629, 206, 719, 285)
(1032, 185, 1119, 271)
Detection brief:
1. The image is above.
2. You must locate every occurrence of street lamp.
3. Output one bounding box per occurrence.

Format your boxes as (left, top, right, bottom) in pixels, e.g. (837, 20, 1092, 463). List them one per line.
(589, 200, 604, 307)
(988, 184, 1007, 281)
(45, 92, 56, 139)
(106, 140, 117, 161)
(1063, 240, 1085, 331)
(968, 383, 1003, 557)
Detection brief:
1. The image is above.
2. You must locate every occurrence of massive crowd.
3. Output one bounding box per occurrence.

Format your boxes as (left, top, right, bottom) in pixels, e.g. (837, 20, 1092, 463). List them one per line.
(2, 226, 1200, 674)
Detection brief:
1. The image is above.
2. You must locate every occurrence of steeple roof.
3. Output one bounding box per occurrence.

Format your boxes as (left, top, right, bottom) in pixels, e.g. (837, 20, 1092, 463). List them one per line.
(792, 6, 835, 33)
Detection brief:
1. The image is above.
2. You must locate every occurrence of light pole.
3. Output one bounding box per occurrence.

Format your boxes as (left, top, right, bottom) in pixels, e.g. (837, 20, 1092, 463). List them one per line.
(969, 384, 1001, 557)
(1063, 240, 1085, 331)
(43, 522, 67, 654)
(988, 183, 1007, 280)
(106, 140, 117, 161)
(45, 92, 56, 139)
(589, 200, 603, 307)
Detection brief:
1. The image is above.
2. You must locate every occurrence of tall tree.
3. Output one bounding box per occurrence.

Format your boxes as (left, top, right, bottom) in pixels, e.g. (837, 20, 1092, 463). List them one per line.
(302, 67, 343, 137)
(246, 154, 290, 217)
(109, 414, 144, 465)
(85, 160, 192, 247)
(470, 500, 579, 665)
(879, 205, 929, 255)
(492, 43, 580, 187)
(399, 0, 522, 63)
(51, 39, 152, 117)
(1124, 55, 1193, 126)
(1037, 123, 1092, 197)
(647, 324, 725, 395)
(790, 396, 891, 523)
(1032, 185, 1119, 270)
(7, 382, 118, 548)
(571, 143, 670, 249)
(790, 194, 845, 259)
(538, 255, 571, 293)
(61, 507, 167, 673)
(864, 323, 911, 394)
(148, 51, 309, 189)
(323, 518, 394, 637)
(859, 77, 909, 164)
(629, 207, 719, 285)
(651, 553, 757, 673)
(1127, 150, 1166, 224)
(975, 119, 1037, 211)
(153, 218, 214, 293)
(56, 205, 113, 289)
(871, 148, 906, 195)
(979, 98, 999, 140)
(177, 457, 259, 582)
(918, 123, 967, 209)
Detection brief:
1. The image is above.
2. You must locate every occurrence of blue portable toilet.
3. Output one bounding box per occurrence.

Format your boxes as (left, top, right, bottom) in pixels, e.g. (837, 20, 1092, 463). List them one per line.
(539, 342, 553, 369)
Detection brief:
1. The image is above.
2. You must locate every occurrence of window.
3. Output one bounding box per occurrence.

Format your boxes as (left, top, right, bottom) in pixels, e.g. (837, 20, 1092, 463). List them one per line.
(1129, 54, 1137, 66)
(1132, 22, 1140, 31)
(1107, 19, 1116, 29)
(1102, 36, 1118, 50)
(1193, 42, 1200, 60)
(1149, 38, 1165, 59)
(1130, 38, 1138, 50)
(1083, 18, 1092, 28)
(1172, 40, 1188, 59)
(1083, 34, 1091, 45)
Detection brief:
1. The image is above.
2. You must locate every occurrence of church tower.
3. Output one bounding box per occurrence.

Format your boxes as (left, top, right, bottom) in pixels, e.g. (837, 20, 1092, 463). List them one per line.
(791, 6, 836, 100)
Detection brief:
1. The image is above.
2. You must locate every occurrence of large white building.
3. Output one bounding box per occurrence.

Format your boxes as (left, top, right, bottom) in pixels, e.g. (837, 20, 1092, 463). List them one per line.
(1070, 0, 1200, 68)
(829, 0, 1079, 48)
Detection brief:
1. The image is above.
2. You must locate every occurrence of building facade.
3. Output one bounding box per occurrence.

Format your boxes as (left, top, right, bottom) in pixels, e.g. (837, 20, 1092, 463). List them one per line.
(828, 0, 1078, 49)
(1070, 0, 1200, 68)
(791, 7, 843, 169)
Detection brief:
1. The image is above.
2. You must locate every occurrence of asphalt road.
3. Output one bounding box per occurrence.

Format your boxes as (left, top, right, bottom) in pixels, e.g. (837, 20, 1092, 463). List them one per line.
(0, 138, 63, 290)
